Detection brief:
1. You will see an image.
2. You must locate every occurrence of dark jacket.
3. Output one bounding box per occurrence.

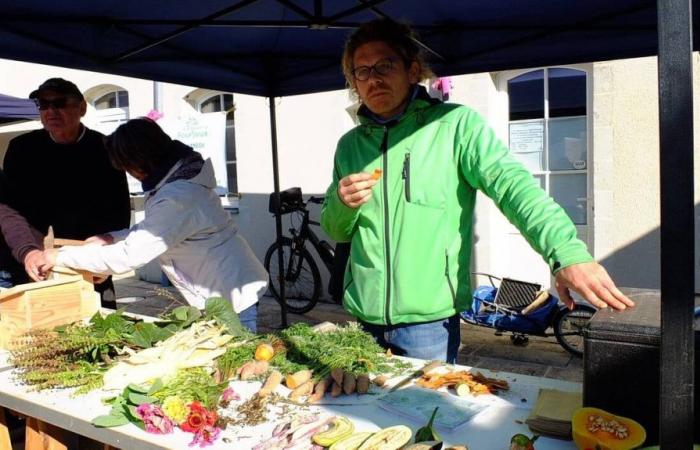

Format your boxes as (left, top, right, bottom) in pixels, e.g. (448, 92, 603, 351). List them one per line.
(3, 127, 131, 240)
(0, 169, 42, 283)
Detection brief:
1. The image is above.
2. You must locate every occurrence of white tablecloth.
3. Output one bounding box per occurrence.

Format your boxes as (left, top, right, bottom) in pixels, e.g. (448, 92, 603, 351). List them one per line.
(0, 353, 580, 449)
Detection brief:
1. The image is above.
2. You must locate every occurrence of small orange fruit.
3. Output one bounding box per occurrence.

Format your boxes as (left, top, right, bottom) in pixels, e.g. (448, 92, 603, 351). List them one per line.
(255, 343, 275, 361)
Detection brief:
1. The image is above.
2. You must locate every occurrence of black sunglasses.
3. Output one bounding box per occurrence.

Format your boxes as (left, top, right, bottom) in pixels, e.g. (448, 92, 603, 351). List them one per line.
(34, 98, 75, 110)
(352, 57, 397, 81)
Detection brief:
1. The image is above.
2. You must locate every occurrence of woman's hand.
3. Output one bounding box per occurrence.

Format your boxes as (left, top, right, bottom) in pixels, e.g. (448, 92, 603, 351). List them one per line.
(85, 234, 114, 245)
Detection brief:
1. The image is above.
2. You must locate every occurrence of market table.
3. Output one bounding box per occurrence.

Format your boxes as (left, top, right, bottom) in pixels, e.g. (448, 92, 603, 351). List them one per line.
(0, 351, 580, 450)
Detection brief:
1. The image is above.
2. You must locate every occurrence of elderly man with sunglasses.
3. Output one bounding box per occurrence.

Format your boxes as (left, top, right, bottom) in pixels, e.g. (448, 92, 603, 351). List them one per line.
(321, 19, 634, 364)
(3, 78, 130, 306)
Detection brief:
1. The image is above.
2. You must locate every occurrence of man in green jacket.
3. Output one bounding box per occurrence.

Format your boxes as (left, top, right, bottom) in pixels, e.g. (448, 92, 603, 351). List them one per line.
(321, 19, 633, 363)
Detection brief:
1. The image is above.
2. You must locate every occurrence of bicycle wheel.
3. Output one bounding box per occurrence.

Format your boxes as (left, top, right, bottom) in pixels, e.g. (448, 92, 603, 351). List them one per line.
(553, 304, 596, 357)
(264, 237, 321, 314)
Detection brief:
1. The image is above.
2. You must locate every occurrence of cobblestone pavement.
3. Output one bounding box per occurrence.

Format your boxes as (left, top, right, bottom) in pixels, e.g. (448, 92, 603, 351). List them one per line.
(113, 275, 583, 383)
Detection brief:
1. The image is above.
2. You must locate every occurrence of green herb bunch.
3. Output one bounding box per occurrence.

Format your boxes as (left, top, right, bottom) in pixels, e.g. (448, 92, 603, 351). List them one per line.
(277, 322, 409, 377)
(151, 367, 228, 409)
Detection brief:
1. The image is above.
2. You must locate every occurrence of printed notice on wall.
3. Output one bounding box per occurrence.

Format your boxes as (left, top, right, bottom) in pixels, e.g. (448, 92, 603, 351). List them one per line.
(509, 121, 544, 154)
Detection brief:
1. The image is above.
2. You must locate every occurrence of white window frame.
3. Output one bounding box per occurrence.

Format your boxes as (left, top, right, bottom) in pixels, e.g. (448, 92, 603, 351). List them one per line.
(497, 64, 593, 247)
(185, 90, 238, 196)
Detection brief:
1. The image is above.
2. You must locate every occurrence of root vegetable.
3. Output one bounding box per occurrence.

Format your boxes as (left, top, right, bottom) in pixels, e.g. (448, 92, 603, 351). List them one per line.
(286, 369, 313, 389)
(255, 343, 275, 361)
(239, 360, 269, 380)
(356, 374, 370, 394)
(331, 367, 345, 386)
(342, 373, 356, 395)
(289, 380, 315, 402)
(259, 370, 283, 397)
(308, 376, 332, 404)
(372, 375, 388, 387)
(455, 382, 471, 397)
(331, 381, 343, 398)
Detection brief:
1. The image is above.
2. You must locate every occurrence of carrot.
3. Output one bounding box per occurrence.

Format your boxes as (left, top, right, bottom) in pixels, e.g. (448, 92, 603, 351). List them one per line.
(342, 372, 357, 395)
(289, 380, 314, 402)
(371, 168, 382, 180)
(285, 369, 313, 389)
(356, 374, 370, 394)
(308, 376, 332, 404)
(259, 370, 282, 397)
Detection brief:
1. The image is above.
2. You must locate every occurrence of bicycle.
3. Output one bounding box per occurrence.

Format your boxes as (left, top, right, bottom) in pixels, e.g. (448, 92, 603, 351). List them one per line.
(461, 273, 597, 356)
(264, 187, 340, 314)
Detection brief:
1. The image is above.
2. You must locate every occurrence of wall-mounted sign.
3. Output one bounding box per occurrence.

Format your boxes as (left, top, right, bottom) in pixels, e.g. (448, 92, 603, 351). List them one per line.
(509, 121, 544, 154)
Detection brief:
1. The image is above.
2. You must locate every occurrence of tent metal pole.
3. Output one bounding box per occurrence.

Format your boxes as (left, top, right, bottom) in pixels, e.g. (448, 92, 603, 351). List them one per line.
(269, 96, 289, 328)
(657, 0, 695, 447)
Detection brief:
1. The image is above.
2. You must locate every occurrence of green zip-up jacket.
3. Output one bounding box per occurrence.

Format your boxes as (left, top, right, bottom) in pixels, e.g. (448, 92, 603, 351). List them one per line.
(321, 87, 593, 326)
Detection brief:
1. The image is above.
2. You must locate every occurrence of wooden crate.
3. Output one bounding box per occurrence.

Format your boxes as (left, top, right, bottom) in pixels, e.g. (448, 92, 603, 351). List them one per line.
(0, 270, 100, 349)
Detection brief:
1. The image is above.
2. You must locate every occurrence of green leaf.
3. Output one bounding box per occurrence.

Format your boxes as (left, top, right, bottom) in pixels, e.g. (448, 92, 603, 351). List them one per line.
(128, 392, 157, 405)
(128, 323, 175, 348)
(92, 413, 129, 428)
(204, 297, 243, 335)
(126, 383, 149, 394)
(147, 379, 164, 396)
(173, 306, 189, 321)
(125, 404, 141, 421)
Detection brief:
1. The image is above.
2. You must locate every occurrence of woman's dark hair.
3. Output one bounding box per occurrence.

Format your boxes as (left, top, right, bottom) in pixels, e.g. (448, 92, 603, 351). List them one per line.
(107, 118, 173, 175)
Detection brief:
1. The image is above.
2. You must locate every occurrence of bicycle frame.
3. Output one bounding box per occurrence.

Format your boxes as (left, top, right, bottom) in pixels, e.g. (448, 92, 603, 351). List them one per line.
(284, 198, 334, 280)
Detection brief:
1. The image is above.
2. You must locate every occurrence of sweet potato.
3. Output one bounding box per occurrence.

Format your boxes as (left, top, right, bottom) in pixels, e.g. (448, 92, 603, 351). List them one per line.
(330, 367, 344, 386)
(308, 376, 332, 404)
(330, 381, 343, 398)
(342, 372, 356, 395)
(259, 370, 283, 397)
(286, 369, 313, 389)
(356, 374, 370, 394)
(289, 379, 314, 402)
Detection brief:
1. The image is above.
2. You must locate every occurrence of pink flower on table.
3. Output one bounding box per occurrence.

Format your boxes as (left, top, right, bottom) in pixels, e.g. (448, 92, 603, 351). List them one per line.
(136, 403, 174, 434)
(189, 425, 222, 447)
(220, 386, 240, 404)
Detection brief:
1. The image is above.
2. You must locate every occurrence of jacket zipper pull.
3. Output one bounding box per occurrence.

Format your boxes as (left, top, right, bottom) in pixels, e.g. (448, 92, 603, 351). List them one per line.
(402, 153, 411, 202)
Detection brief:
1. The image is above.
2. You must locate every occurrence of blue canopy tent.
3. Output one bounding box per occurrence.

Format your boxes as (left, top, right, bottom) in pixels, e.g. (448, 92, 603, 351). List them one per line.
(0, 93, 38, 124)
(0, 1, 695, 446)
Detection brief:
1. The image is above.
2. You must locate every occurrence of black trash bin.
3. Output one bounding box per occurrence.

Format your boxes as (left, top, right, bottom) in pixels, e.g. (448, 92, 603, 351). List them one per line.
(583, 288, 699, 445)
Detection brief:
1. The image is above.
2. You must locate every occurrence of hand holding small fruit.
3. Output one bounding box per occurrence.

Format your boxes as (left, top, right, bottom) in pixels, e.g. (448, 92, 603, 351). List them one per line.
(338, 169, 381, 208)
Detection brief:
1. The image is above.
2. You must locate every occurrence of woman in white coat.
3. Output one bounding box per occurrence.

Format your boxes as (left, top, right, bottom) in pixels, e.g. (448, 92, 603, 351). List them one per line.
(36, 118, 268, 331)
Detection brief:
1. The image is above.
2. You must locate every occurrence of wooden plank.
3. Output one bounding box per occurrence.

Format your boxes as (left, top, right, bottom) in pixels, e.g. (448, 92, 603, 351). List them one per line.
(25, 417, 69, 450)
(0, 408, 12, 450)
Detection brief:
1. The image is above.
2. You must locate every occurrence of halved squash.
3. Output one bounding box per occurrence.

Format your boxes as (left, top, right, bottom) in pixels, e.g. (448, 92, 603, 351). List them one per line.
(572, 407, 646, 450)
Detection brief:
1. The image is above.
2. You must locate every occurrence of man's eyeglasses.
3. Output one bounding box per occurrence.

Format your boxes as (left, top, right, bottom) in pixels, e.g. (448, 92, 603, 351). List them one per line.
(34, 98, 74, 110)
(352, 58, 396, 81)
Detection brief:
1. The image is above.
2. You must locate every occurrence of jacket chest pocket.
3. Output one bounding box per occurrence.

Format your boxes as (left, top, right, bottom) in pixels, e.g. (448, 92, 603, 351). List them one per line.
(401, 149, 448, 209)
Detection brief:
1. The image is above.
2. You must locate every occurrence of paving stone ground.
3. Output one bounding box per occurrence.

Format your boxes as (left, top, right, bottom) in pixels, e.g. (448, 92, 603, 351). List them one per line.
(113, 274, 584, 383)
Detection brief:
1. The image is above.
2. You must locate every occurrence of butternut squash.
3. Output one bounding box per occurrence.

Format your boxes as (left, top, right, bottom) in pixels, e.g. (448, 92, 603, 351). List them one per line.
(572, 407, 646, 450)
